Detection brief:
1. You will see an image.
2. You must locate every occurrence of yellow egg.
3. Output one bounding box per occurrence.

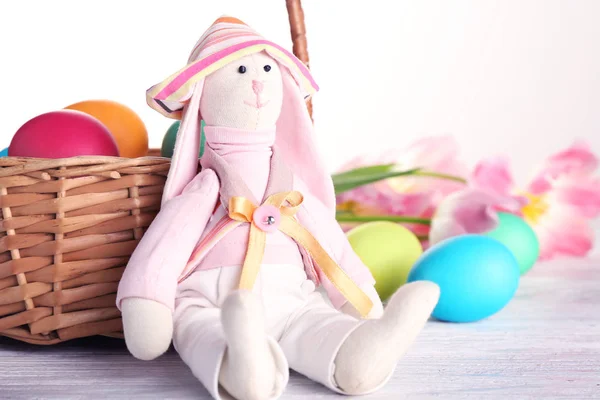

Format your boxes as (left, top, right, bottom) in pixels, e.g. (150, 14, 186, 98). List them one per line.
(347, 221, 423, 302)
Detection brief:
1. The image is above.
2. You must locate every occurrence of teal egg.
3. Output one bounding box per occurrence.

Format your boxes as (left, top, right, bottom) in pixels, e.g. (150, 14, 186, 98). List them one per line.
(161, 120, 205, 158)
(407, 235, 520, 323)
(484, 212, 540, 275)
(0, 147, 8, 157)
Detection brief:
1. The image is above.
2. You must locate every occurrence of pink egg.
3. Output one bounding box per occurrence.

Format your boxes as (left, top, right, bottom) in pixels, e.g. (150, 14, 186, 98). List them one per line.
(9, 110, 120, 158)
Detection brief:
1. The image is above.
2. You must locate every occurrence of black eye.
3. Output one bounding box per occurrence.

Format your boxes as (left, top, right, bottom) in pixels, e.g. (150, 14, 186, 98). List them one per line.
(264, 65, 272, 72)
(238, 65, 247, 74)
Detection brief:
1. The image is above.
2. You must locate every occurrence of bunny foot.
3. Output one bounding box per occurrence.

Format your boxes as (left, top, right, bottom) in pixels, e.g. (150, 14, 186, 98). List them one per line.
(219, 290, 288, 400)
(333, 281, 440, 395)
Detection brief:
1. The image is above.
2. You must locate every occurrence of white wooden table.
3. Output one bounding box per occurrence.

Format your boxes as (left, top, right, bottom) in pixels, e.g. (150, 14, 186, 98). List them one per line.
(1, 256, 599, 399)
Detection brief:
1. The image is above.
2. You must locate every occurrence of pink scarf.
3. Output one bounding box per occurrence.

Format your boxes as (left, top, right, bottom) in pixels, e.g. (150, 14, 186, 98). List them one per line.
(203, 125, 275, 201)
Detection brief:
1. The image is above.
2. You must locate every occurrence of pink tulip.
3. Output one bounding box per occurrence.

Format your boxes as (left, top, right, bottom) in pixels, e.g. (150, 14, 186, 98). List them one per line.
(528, 140, 598, 194)
(336, 135, 469, 236)
(437, 140, 600, 260)
(429, 188, 526, 245)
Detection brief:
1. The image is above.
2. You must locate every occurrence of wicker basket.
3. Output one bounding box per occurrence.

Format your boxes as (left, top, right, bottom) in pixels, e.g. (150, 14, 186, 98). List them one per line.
(0, 0, 312, 345)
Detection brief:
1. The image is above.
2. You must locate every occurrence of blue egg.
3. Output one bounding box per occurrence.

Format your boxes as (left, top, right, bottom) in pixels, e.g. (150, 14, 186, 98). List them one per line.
(0, 147, 8, 157)
(407, 234, 520, 323)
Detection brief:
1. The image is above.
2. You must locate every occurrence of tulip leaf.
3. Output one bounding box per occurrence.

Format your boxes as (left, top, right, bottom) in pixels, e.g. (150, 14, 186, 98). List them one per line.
(333, 164, 397, 178)
(332, 165, 421, 195)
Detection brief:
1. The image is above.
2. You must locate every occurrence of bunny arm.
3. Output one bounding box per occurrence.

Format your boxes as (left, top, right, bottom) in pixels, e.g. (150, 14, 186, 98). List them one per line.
(116, 168, 220, 313)
(294, 178, 384, 318)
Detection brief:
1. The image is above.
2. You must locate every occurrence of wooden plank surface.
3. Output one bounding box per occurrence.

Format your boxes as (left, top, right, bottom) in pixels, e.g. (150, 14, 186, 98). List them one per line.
(0, 256, 599, 399)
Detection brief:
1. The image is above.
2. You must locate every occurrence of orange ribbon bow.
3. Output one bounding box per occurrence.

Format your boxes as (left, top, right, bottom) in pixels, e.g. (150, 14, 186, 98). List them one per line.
(228, 191, 374, 318)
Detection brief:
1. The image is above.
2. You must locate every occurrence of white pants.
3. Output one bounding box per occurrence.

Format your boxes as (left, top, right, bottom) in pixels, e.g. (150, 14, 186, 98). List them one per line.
(172, 264, 363, 399)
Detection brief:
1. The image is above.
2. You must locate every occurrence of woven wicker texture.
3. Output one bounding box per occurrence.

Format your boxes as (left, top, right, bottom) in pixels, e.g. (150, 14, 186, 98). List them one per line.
(0, 0, 311, 345)
(0, 156, 171, 344)
(286, 0, 312, 118)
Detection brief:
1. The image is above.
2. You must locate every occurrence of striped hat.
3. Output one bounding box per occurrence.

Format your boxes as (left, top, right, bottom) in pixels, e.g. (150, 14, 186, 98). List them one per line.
(147, 16, 319, 119)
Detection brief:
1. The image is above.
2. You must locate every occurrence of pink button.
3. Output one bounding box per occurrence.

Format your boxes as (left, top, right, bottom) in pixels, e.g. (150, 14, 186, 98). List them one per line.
(252, 205, 281, 233)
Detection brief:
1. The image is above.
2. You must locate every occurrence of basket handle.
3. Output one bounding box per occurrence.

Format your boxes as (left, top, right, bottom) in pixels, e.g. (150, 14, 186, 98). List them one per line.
(286, 0, 313, 119)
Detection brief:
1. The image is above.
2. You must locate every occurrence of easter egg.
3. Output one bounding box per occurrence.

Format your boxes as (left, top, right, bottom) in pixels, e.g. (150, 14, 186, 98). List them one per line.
(484, 212, 539, 275)
(65, 100, 148, 158)
(9, 110, 119, 158)
(347, 221, 423, 302)
(161, 120, 206, 158)
(407, 235, 520, 323)
(0, 148, 8, 157)
(160, 121, 180, 158)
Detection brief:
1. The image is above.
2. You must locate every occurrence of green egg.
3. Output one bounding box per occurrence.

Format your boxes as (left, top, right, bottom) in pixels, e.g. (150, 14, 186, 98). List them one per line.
(346, 221, 423, 302)
(161, 120, 206, 158)
(484, 212, 540, 275)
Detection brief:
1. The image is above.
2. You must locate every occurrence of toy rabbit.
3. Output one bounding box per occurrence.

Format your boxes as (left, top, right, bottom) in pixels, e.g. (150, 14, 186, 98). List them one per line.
(116, 16, 440, 400)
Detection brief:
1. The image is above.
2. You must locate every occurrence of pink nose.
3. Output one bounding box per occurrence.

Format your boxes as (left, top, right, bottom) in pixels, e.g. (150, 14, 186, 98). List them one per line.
(252, 80, 264, 95)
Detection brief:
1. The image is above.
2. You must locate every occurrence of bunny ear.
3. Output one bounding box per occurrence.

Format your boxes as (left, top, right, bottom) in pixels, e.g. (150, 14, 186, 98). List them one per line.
(275, 71, 336, 215)
(161, 81, 204, 205)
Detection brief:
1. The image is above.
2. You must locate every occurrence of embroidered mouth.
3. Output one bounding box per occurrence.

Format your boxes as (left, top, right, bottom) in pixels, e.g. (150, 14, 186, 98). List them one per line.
(244, 99, 270, 109)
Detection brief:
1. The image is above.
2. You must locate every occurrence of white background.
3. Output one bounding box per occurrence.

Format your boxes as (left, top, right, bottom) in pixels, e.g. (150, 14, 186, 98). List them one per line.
(1, 0, 599, 189)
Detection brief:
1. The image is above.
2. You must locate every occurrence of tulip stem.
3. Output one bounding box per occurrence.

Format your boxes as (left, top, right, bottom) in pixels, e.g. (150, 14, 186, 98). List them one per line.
(335, 214, 432, 225)
(412, 170, 468, 183)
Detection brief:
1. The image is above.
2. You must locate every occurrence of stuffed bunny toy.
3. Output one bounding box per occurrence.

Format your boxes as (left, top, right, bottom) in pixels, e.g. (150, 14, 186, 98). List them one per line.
(116, 16, 440, 400)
